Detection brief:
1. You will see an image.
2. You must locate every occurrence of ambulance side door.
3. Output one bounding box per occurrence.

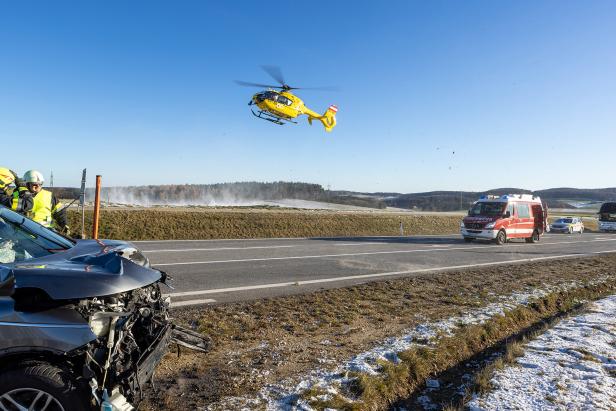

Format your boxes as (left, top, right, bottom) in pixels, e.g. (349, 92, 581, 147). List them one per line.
(517, 203, 532, 238)
(503, 202, 516, 236)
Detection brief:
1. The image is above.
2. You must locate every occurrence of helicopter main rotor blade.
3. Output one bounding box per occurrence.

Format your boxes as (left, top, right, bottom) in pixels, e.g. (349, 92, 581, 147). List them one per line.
(234, 80, 282, 88)
(261, 65, 286, 86)
(292, 86, 340, 91)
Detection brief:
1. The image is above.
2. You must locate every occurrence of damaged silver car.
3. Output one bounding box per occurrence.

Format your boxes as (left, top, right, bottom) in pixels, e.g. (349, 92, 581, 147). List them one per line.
(0, 206, 207, 410)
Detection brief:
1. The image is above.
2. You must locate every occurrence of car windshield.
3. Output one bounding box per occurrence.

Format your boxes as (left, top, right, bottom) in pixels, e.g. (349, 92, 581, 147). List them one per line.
(0, 206, 74, 264)
(556, 218, 573, 224)
(468, 202, 505, 217)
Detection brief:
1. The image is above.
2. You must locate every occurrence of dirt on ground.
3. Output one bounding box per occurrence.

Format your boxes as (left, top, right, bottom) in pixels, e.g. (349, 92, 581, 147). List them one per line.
(139, 254, 616, 410)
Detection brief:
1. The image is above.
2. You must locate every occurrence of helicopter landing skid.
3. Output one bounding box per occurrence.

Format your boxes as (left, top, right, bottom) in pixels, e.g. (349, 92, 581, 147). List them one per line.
(251, 109, 297, 125)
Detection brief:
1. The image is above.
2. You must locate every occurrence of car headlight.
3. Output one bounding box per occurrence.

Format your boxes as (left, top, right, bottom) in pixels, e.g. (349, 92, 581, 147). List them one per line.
(485, 222, 496, 229)
(89, 312, 111, 337)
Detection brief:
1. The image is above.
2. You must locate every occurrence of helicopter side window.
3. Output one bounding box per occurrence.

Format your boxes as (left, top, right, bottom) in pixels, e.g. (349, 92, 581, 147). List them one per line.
(277, 96, 292, 106)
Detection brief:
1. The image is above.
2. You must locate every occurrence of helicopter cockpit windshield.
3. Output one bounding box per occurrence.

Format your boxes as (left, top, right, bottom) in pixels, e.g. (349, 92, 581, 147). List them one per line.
(263, 91, 278, 101)
(254, 91, 278, 103)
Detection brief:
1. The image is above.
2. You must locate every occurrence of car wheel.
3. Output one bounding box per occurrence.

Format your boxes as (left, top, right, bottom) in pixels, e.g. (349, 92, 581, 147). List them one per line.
(495, 230, 506, 245)
(580, 227, 584, 234)
(464, 237, 474, 243)
(568, 226, 573, 234)
(0, 363, 90, 411)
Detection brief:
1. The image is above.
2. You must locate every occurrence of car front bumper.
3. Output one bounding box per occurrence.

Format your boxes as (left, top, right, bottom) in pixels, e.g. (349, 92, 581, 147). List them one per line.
(461, 228, 498, 239)
(599, 222, 616, 232)
(132, 323, 172, 393)
(550, 226, 571, 233)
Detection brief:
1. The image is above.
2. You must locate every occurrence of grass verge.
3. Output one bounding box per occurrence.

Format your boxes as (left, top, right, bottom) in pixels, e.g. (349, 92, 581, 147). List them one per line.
(67, 209, 460, 240)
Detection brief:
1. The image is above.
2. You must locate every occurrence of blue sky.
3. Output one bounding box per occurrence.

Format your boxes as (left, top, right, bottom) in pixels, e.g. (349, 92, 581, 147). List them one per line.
(1, 1, 614, 192)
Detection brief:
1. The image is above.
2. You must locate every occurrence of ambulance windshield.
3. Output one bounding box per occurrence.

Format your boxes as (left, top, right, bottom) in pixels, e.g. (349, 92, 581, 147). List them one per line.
(469, 201, 506, 217)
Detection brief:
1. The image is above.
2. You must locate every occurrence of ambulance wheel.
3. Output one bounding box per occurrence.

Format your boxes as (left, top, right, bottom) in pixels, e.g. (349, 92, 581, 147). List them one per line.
(464, 237, 474, 243)
(495, 230, 506, 245)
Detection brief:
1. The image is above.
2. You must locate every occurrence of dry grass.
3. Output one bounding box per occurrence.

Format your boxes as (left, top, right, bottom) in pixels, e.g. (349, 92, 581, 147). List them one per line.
(67, 208, 460, 240)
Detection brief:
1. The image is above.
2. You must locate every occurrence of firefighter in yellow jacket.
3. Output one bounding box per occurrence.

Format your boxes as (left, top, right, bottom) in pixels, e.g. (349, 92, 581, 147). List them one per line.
(23, 170, 68, 233)
(0, 167, 32, 214)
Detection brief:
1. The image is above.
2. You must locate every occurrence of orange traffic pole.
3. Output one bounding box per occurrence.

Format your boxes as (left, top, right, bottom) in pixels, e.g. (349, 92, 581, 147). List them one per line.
(92, 175, 102, 239)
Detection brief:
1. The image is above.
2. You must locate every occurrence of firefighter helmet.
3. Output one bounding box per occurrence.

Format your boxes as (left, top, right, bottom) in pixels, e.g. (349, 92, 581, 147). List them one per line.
(24, 170, 45, 185)
(0, 167, 15, 187)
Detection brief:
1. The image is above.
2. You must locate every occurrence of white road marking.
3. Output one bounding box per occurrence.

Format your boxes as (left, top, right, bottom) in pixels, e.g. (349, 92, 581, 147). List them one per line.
(170, 298, 217, 307)
(144, 245, 296, 253)
(333, 243, 382, 246)
(166, 250, 616, 298)
(134, 237, 311, 243)
(133, 234, 462, 244)
(153, 238, 616, 267)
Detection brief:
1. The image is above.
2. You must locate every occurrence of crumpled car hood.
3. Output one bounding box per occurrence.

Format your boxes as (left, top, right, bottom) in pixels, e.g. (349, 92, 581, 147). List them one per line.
(10, 239, 162, 300)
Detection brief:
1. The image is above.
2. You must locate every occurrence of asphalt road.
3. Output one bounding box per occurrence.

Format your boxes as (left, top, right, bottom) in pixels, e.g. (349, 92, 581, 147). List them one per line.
(133, 233, 616, 307)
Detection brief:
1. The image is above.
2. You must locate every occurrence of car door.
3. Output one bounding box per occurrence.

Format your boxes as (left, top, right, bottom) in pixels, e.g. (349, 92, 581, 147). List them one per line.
(0, 266, 15, 298)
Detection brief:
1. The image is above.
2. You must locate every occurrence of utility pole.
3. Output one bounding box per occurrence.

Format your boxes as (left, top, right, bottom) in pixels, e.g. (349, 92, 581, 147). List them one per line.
(79, 169, 87, 239)
(50, 170, 54, 188)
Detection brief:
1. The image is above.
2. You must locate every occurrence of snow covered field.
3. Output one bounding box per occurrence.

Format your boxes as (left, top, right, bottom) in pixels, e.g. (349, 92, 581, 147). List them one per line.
(468, 295, 616, 410)
(251, 282, 599, 410)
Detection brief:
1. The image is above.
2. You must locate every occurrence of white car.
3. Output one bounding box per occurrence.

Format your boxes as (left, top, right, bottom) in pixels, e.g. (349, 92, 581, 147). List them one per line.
(550, 217, 584, 234)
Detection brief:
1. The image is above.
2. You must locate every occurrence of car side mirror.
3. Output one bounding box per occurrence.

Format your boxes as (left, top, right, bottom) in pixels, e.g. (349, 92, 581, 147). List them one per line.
(503, 211, 511, 218)
(0, 266, 15, 297)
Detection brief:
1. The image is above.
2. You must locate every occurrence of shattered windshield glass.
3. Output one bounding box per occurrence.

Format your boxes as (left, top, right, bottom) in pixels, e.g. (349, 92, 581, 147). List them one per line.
(0, 207, 74, 263)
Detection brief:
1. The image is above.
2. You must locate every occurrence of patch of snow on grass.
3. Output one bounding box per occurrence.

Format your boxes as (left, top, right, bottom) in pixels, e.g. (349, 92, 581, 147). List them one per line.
(468, 295, 616, 411)
(258, 283, 593, 410)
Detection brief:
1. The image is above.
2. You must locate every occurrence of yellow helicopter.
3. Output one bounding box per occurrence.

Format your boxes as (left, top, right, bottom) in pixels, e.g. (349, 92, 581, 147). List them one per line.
(236, 66, 338, 132)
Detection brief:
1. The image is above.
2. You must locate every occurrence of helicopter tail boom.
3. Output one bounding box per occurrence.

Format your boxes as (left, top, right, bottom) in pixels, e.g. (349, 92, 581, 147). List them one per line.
(307, 105, 337, 132)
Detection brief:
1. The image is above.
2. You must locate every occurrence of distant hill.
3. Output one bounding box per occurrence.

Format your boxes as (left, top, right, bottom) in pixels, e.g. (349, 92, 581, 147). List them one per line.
(49, 183, 616, 211)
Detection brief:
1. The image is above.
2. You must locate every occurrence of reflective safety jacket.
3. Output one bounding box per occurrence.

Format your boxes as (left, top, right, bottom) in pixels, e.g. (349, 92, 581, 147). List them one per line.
(11, 187, 33, 214)
(29, 189, 66, 229)
(0, 186, 32, 214)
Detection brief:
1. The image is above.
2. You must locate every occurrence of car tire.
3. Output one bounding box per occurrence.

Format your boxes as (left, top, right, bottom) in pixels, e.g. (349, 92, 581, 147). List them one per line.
(568, 226, 573, 234)
(580, 227, 584, 234)
(495, 230, 506, 245)
(0, 362, 90, 411)
(464, 237, 474, 243)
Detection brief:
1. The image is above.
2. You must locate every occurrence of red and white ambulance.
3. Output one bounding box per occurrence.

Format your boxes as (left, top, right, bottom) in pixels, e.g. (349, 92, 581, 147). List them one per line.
(461, 194, 548, 245)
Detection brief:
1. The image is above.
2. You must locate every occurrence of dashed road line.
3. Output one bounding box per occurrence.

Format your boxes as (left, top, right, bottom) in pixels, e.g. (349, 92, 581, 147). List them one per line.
(145, 245, 296, 253)
(170, 298, 217, 307)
